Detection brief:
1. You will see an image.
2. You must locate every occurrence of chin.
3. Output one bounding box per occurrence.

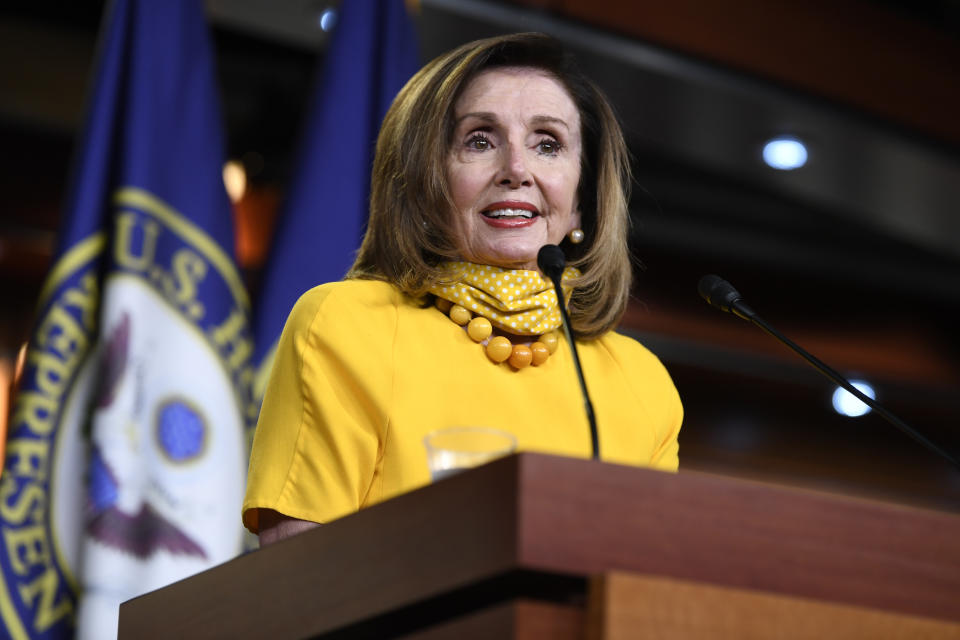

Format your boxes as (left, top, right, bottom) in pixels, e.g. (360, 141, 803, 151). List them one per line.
(488, 259, 537, 271)
(483, 237, 547, 267)
(481, 249, 541, 270)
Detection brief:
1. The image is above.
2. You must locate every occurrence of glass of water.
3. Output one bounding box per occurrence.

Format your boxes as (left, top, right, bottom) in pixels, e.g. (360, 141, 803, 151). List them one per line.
(423, 426, 517, 481)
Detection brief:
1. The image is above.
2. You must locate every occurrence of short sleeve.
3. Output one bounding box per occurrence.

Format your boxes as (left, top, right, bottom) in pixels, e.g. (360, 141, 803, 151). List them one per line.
(604, 332, 683, 472)
(242, 282, 397, 532)
(648, 380, 682, 471)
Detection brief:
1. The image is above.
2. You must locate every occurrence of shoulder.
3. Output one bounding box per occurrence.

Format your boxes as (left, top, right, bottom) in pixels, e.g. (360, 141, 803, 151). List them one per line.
(594, 330, 669, 373)
(293, 279, 404, 313)
(286, 279, 408, 327)
(592, 331, 682, 471)
(274, 280, 410, 388)
(277, 280, 412, 356)
(591, 330, 681, 403)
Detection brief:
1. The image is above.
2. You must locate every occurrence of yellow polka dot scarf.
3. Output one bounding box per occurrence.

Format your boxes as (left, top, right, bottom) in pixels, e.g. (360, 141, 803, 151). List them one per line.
(429, 262, 580, 336)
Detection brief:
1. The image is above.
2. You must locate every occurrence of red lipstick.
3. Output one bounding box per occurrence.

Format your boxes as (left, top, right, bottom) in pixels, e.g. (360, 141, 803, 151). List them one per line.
(480, 201, 540, 228)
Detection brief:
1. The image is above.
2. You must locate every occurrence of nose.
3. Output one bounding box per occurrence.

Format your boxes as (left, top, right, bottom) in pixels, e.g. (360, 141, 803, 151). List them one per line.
(497, 143, 532, 187)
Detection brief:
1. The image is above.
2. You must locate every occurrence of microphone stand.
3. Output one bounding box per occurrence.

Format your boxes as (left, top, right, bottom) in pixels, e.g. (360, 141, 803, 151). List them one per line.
(552, 279, 599, 459)
(699, 274, 960, 470)
(539, 245, 599, 459)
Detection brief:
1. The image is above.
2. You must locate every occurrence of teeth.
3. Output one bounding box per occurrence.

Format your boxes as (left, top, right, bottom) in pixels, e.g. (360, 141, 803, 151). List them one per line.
(484, 208, 535, 219)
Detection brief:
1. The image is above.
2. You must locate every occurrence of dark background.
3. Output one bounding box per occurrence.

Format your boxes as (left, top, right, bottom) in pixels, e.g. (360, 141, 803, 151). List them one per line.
(1, 0, 958, 510)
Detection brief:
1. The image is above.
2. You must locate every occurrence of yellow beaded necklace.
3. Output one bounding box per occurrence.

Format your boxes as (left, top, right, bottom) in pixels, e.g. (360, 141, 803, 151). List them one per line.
(435, 296, 561, 368)
(429, 262, 578, 369)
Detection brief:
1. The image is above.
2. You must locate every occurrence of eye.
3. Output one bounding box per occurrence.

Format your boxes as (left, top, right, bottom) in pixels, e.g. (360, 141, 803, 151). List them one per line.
(466, 133, 492, 150)
(536, 137, 563, 155)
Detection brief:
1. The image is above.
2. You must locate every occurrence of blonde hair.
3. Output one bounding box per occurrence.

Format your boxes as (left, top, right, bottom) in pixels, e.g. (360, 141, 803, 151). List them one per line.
(349, 33, 633, 339)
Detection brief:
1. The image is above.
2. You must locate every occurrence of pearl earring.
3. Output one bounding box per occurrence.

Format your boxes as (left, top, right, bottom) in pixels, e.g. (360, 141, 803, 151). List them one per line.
(568, 228, 584, 244)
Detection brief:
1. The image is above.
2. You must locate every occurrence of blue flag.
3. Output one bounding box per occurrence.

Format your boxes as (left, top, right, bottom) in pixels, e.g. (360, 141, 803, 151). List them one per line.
(252, 0, 419, 389)
(0, 1, 255, 638)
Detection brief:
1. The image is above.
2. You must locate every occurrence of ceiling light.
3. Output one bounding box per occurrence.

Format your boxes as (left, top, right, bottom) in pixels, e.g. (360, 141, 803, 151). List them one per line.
(762, 136, 808, 170)
(318, 8, 337, 32)
(832, 380, 875, 418)
(222, 160, 246, 203)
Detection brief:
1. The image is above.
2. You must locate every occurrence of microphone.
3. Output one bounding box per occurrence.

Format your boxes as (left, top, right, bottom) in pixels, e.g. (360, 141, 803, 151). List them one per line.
(698, 274, 756, 321)
(538, 245, 599, 459)
(698, 274, 960, 470)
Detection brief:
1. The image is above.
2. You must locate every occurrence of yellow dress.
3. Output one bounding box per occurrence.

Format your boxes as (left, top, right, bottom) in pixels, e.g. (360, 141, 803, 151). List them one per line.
(242, 279, 682, 532)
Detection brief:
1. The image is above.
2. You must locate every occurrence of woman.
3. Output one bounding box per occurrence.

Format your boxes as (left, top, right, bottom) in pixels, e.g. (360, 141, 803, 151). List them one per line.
(243, 33, 682, 545)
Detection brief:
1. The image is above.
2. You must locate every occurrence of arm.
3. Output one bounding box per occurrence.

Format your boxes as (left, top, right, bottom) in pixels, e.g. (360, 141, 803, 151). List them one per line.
(257, 508, 321, 547)
(242, 283, 393, 533)
(605, 332, 683, 471)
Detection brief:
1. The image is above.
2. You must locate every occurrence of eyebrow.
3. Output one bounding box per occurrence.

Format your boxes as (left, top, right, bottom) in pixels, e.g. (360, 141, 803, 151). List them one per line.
(455, 111, 571, 132)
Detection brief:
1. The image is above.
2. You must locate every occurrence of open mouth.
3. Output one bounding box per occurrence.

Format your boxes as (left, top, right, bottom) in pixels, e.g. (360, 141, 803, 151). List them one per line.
(482, 207, 538, 219)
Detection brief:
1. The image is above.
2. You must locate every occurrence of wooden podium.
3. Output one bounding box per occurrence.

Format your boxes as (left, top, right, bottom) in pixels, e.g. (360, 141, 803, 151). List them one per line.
(118, 454, 960, 639)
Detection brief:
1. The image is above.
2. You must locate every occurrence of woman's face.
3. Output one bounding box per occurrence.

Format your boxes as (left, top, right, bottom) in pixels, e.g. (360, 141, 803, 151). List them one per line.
(446, 67, 582, 271)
